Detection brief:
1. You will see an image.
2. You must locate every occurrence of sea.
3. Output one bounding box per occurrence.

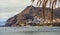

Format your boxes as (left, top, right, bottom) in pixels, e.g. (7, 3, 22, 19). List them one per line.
(0, 27, 60, 35)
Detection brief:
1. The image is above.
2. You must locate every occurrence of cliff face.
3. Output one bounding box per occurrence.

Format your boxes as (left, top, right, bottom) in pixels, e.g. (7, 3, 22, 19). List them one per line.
(5, 5, 60, 26)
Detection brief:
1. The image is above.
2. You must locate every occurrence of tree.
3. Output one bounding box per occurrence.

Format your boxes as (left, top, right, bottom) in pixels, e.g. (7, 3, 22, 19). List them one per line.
(31, 0, 58, 23)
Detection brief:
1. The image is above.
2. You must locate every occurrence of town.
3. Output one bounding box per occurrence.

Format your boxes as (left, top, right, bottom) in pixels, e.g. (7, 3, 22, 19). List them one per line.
(20, 15, 60, 26)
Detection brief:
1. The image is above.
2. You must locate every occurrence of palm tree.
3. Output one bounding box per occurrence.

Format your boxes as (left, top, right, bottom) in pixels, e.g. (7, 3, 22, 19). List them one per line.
(31, 0, 58, 23)
(49, 0, 57, 23)
(31, 0, 35, 5)
(58, 0, 60, 8)
(36, 0, 43, 7)
(42, 0, 48, 18)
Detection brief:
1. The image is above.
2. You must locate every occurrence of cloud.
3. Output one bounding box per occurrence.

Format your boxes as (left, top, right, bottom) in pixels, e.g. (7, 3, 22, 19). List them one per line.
(0, 12, 13, 19)
(0, 0, 30, 8)
(0, 0, 31, 21)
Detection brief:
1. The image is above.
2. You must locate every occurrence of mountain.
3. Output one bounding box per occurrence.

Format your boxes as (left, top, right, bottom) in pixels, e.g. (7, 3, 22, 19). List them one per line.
(5, 5, 60, 27)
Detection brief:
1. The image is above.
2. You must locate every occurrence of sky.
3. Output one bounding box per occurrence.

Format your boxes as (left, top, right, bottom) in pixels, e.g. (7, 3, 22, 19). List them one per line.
(0, 0, 31, 25)
(0, 0, 59, 25)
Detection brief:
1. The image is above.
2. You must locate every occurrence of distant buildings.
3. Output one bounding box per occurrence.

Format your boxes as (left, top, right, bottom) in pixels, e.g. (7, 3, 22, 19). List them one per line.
(24, 16, 60, 26)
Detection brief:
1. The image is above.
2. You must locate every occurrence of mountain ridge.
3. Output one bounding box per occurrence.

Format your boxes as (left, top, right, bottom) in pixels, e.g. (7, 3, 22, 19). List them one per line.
(5, 5, 60, 26)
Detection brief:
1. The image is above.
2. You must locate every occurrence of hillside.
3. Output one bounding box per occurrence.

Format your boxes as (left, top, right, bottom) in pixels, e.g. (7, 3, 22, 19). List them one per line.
(5, 5, 60, 27)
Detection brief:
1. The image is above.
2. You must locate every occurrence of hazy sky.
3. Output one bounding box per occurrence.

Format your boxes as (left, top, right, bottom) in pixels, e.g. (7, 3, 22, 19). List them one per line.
(0, 0, 59, 25)
(0, 0, 31, 25)
(0, 0, 31, 20)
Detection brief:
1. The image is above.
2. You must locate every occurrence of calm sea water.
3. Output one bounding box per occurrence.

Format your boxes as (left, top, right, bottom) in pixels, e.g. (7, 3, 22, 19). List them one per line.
(1, 31, 60, 35)
(0, 27, 60, 35)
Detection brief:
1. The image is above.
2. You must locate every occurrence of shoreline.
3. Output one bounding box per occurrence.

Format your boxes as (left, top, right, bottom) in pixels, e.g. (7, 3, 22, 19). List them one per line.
(0, 27, 60, 33)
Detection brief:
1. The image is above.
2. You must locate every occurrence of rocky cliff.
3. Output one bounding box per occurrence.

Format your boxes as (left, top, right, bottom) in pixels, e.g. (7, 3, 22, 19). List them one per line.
(5, 5, 60, 27)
